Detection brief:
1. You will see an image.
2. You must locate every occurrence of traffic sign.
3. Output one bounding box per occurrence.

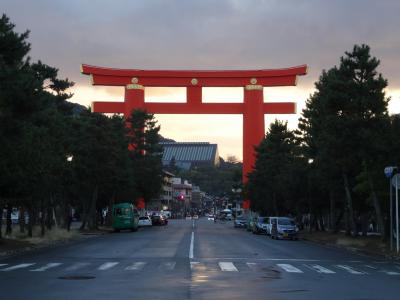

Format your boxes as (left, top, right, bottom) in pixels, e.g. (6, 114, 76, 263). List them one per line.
(385, 166, 396, 178)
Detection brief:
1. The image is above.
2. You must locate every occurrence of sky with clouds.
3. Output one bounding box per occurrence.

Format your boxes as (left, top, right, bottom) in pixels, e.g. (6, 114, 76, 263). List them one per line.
(3, 0, 400, 160)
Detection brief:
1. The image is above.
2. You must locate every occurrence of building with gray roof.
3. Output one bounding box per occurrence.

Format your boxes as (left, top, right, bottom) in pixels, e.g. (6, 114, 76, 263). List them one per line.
(161, 142, 219, 170)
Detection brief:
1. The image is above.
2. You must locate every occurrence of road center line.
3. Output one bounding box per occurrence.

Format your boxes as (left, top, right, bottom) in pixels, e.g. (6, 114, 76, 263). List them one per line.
(189, 232, 194, 259)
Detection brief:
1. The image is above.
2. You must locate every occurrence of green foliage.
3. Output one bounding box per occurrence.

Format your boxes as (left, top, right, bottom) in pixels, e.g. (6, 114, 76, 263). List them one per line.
(126, 109, 163, 203)
(247, 120, 306, 215)
(0, 15, 165, 234)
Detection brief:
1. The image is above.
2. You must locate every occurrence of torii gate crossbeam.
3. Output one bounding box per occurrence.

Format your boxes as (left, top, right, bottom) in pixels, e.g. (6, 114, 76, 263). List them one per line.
(81, 64, 307, 208)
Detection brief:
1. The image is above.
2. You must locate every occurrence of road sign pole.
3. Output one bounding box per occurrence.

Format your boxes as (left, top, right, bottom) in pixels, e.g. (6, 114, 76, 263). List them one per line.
(396, 178, 399, 253)
(390, 178, 393, 251)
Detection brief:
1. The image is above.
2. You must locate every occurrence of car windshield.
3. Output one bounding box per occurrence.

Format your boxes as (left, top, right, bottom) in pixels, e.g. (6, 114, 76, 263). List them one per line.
(278, 218, 295, 225)
(139, 217, 148, 220)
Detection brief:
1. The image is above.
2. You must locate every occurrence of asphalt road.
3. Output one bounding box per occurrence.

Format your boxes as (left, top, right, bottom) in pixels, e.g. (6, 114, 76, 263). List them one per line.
(0, 218, 399, 300)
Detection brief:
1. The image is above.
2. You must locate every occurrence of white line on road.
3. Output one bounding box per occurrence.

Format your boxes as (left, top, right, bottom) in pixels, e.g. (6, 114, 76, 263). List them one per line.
(125, 262, 146, 270)
(0, 263, 35, 271)
(277, 264, 303, 273)
(381, 270, 400, 275)
(98, 262, 119, 271)
(30, 263, 62, 272)
(160, 262, 176, 271)
(246, 262, 258, 271)
(307, 264, 335, 274)
(219, 262, 238, 272)
(189, 232, 194, 259)
(0, 264, 8, 268)
(65, 262, 90, 271)
(335, 265, 366, 275)
(190, 261, 200, 270)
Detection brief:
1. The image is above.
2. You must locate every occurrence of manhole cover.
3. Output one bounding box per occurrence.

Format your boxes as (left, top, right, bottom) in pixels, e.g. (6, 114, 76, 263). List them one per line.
(58, 275, 95, 280)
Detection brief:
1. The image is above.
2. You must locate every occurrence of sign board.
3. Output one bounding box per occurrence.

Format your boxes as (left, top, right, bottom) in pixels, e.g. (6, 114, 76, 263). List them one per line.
(385, 166, 396, 178)
(391, 174, 400, 189)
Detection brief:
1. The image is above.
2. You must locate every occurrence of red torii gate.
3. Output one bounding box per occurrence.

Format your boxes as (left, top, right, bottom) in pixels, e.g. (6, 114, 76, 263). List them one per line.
(81, 64, 307, 208)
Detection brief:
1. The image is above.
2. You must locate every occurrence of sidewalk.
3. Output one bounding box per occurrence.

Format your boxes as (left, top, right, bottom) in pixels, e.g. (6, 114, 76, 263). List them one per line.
(300, 231, 400, 260)
(0, 222, 109, 258)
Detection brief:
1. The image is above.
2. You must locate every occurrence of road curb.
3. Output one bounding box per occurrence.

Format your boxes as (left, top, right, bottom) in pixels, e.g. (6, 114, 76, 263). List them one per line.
(300, 235, 400, 261)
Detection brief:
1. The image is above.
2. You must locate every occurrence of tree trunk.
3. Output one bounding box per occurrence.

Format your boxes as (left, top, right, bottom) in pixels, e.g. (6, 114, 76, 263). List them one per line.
(19, 206, 25, 233)
(6, 205, 12, 236)
(0, 202, 3, 239)
(366, 170, 386, 240)
(41, 200, 46, 237)
(334, 208, 344, 234)
(272, 192, 278, 216)
(88, 185, 98, 230)
(329, 189, 336, 232)
(342, 172, 357, 236)
(27, 206, 34, 238)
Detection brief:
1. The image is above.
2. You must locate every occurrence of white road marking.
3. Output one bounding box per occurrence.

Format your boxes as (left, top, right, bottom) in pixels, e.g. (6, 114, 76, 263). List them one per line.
(246, 262, 258, 271)
(98, 262, 119, 270)
(190, 261, 200, 270)
(382, 270, 400, 275)
(125, 262, 146, 270)
(277, 264, 303, 273)
(65, 262, 90, 271)
(219, 262, 238, 272)
(207, 258, 320, 262)
(364, 265, 378, 270)
(0, 263, 35, 271)
(30, 263, 62, 272)
(307, 264, 335, 274)
(160, 262, 176, 271)
(189, 232, 194, 259)
(335, 265, 366, 274)
(0, 264, 8, 268)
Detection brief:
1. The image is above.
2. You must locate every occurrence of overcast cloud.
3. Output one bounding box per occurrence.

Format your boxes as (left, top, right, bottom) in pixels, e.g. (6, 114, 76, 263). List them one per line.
(3, 0, 400, 158)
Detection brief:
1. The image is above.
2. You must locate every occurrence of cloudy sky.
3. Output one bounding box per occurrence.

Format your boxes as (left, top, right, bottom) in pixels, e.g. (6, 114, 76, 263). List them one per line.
(3, 0, 400, 160)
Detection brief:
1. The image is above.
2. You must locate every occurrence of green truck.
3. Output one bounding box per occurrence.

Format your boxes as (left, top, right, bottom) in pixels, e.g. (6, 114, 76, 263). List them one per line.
(112, 203, 140, 232)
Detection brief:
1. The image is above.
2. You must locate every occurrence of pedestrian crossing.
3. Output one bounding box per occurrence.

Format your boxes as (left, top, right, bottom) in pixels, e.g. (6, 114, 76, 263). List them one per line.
(0, 261, 399, 276)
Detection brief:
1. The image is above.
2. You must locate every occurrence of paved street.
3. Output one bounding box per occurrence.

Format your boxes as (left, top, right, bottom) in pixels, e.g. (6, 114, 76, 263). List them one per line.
(0, 218, 399, 300)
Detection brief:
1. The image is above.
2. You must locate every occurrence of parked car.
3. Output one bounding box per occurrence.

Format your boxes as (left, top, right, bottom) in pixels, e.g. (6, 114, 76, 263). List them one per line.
(138, 216, 152, 227)
(234, 216, 246, 228)
(270, 217, 299, 240)
(152, 214, 168, 226)
(252, 216, 269, 234)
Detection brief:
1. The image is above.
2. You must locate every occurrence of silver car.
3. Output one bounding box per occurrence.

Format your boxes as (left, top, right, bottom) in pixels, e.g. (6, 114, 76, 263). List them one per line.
(270, 217, 299, 240)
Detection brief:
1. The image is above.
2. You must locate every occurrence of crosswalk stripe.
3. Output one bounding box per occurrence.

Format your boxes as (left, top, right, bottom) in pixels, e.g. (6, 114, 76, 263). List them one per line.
(31, 263, 62, 272)
(0, 263, 36, 271)
(246, 262, 258, 271)
(125, 262, 146, 271)
(277, 264, 303, 273)
(190, 262, 200, 270)
(160, 262, 176, 271)
(65, 262, 91, 271)
(219, 262, 238, 272)
(308, 264, 335, 274)
(382, 270, 400, 275)
(335, 265, 366, 274)
(98, 262, 119, 271)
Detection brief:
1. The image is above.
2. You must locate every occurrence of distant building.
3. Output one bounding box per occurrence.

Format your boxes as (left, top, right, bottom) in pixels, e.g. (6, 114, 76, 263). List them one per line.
(161, 142, 220, 170)
(172, 178, 192, 216)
